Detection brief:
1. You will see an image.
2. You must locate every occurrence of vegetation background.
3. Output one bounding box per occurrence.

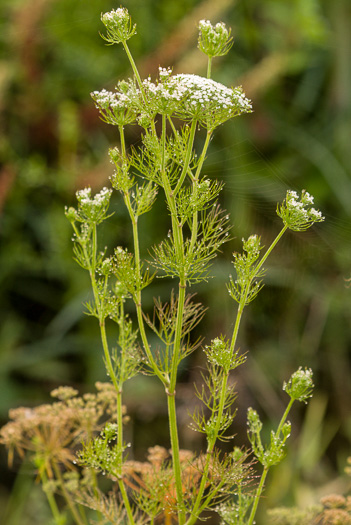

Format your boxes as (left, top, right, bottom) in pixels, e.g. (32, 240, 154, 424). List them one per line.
(0, 0, 350, 523)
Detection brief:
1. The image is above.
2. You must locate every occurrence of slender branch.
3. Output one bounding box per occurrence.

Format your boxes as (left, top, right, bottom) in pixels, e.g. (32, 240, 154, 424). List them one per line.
(117, 124, 165, 384)
(173, 119, 197, 196)
(189, 130, 212, 252)
(276, 398, 294, 437)
(247, 397, 294, 525)
(53, 463, 88, 525)
(186, 225, 290, 524)
(159, 113, 187, 524)
(41, 470, 65, 525)
(122, 41, 144, 94)
(247, 466, 269, 525)
(207, 57, 212, 79)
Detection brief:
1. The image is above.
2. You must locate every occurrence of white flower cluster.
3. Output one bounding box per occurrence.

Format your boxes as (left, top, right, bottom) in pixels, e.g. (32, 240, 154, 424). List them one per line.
(91, 89, 130, 111)
(286, 190, 323, 221)
(76, 187, 112, 206)
(158, 67, 172, 80)
(102, 8, 129, 27)
(91, 84, 137, 126)
(172, 74, 252, 112)
(92, 70, 252, 128)
(277, 190, 324, 231)
(169, 74, 252, 127)
(141, 71, 186, 106)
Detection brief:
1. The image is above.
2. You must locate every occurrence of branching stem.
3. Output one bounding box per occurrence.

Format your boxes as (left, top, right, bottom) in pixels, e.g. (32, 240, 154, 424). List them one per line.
(186, 225, 289, 525)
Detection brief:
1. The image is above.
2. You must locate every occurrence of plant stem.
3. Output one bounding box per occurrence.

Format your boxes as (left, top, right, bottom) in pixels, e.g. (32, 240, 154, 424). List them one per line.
(159, 113, 187, 524)
(99, 321, 119, 390)
(173, 119, 197, 196)
(123, 41, 144, 95)
(207, 57, 212, 79)
(189, 130, 212, 252)
(117, 477, 136, 524)
(82, 217, 135, 524)
(118, 124, 165, 384)
(254, 225, 288, 277)
(186, 225, 289, 524)
(247, 466, 269, 525)
(167, 391, 186, 524)
(276, 398, 294, 437)
(53, 463, 88, 525)
(41, 470, 64, 525)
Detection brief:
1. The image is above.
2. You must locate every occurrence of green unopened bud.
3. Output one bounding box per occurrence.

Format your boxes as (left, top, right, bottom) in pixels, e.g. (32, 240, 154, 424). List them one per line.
(247, 407, 262, 434)
(283, 367, 314, 403)
(65, 206, 78, 222)
(281, 421, 291, 441)
(108, 147, 122, 166)
(101, 8, 136, 45)
(137, 112, 153, 129)
(205, 336, 246, 371)
(103, 423, 118, 442)
(100, 257, 113, 276)
(242, 234, 261, 258)
(198, 19, 233, 58)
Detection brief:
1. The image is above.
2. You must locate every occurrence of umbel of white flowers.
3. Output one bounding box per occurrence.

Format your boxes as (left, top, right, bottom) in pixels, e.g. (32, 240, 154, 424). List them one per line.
(91, 67, 252, 131)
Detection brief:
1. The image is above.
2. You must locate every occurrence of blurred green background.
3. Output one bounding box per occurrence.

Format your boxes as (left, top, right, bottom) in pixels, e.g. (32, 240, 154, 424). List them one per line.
(1, 0, 351, 523)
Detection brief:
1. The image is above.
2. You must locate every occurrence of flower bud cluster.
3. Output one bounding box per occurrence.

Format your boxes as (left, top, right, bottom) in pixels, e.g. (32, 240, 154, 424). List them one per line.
(283, 367, 314, 403)
(205, 336, 246, 371)
(227, 235, 264, 304)
(198, 19, 233, 58)
(277, 190, 324, 231)
(100, 7, 136, 44)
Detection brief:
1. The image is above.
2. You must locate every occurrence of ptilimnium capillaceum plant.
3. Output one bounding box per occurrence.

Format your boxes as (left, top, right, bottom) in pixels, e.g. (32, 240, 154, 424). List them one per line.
(0, 7, 325, 525)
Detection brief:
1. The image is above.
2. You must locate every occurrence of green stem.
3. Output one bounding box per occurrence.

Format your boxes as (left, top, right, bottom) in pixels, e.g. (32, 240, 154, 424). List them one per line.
(117, 124, 165, 384)
(173, 119, 197, 196)
(53, 463, 88, 525)
(123, 41, 144, 94)
(76, 221, 119, 391)
(100, 320, 119, 391)
(124, 186, 165, 383)
(247, 466, 269, 525)
(100, 326, 136, 524)
(81, 216, 135, 523)
(186, 226, 290, 525)
(166, 283, 187, 525)
(159, 112, 187, 524)
(207, 57, 212, 79)
(276, 398, 294, 437)
(189, 130, 212, 252)
(167, 392, 186, 524)
(247, 396, 294, 525)
(248, 397, 295, 524)
(254, 225, 288, 278)
(168, 127, 214, 524)
(159, 114, 183, 252)
(114, 385, 136, 525)
(117, 478, 135, 524)
(41, 470, 64, 525)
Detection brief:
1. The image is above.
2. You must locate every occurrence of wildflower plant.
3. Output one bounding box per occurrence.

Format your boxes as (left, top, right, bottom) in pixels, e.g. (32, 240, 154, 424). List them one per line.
(1, 7, 325, 525)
